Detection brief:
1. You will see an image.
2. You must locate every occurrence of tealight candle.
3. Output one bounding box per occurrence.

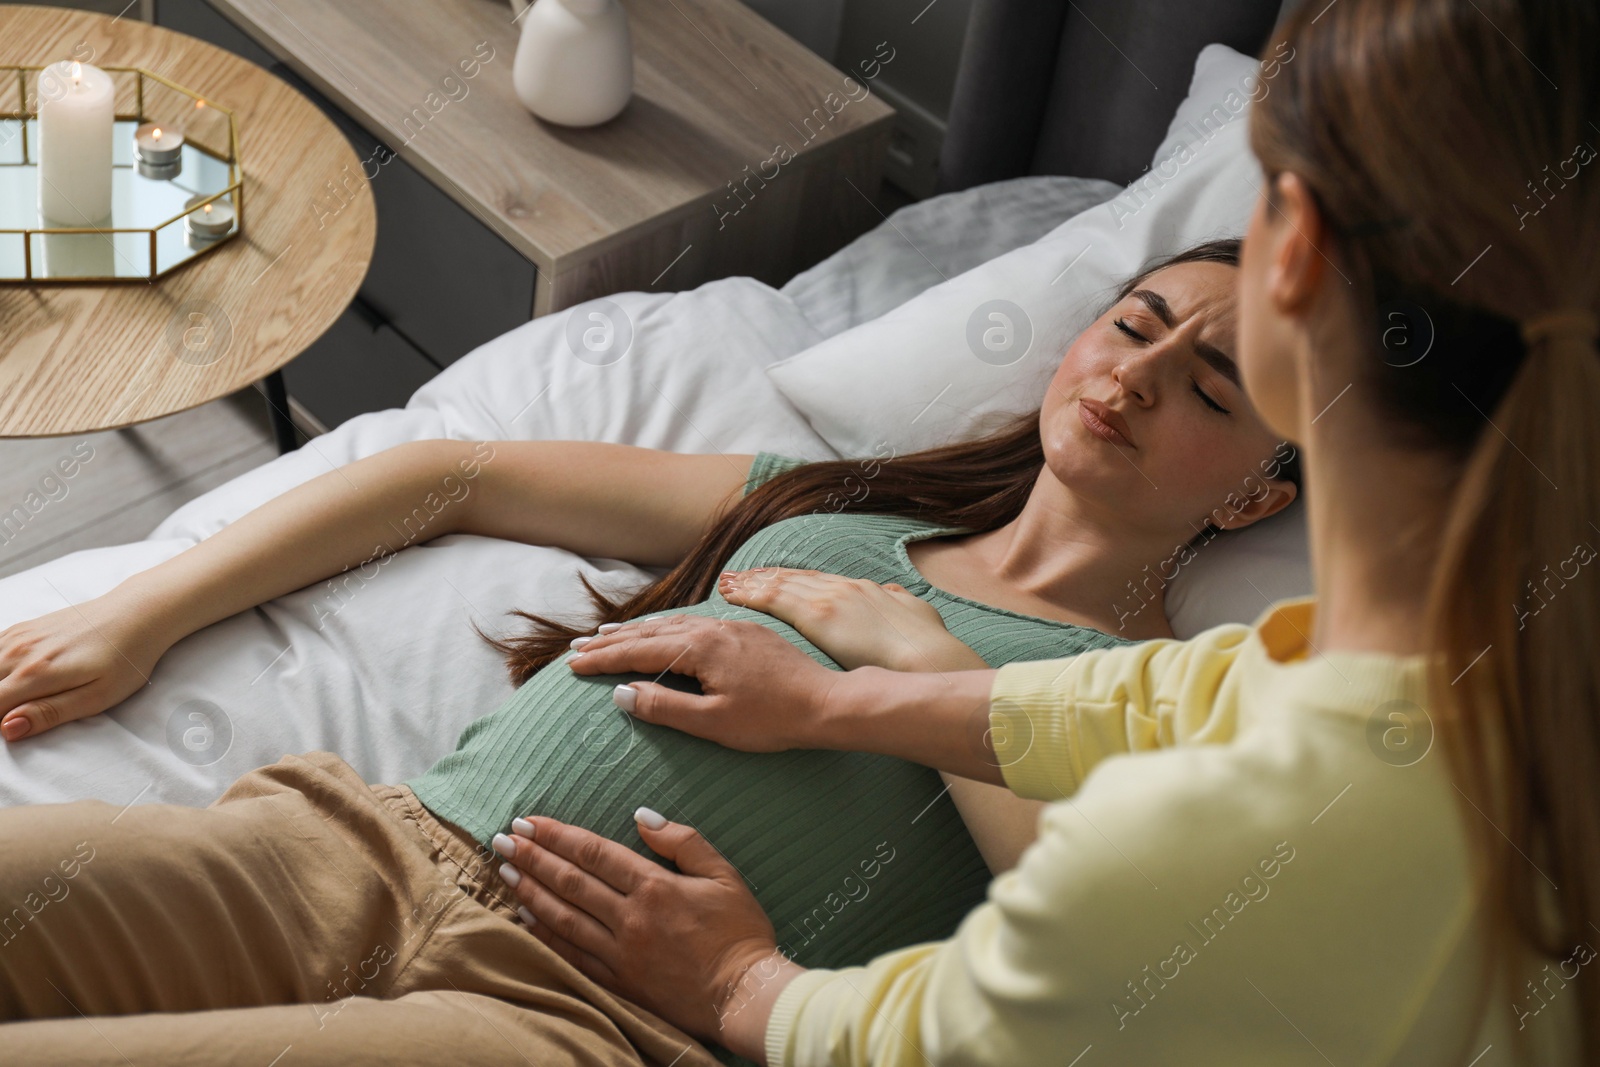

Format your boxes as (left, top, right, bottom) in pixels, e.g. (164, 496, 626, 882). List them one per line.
(36, 60, 115, 224)
(184, 195, 235, 240)
(133, 122, 184, 179)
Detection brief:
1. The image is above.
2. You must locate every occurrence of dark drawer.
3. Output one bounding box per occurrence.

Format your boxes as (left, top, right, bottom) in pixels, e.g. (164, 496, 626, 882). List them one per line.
(279, 299, 441, 429)
(154, 0, 538, 372)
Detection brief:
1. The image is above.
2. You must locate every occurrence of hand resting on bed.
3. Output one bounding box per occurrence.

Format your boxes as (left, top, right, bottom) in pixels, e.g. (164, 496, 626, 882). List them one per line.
(0, 588, 172, 742)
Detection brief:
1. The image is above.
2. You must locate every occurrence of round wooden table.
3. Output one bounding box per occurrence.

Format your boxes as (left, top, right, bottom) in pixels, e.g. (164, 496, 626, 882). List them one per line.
(0, 6, 375, 452)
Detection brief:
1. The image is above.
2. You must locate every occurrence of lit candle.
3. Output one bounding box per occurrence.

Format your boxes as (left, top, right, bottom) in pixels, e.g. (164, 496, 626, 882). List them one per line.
(184, 195, 235, 241)
(36, 60, 115, 224)
(133, 122, 183, 163)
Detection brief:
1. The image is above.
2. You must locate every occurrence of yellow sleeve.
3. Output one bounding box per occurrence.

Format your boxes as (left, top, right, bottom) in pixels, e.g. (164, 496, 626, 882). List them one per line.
(988, 620, 1252, 800)
(765, 623, 1260, 1067)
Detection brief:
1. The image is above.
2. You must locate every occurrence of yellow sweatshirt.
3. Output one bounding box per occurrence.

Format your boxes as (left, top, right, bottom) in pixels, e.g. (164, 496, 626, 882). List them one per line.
(765, 597, 1582, 1067)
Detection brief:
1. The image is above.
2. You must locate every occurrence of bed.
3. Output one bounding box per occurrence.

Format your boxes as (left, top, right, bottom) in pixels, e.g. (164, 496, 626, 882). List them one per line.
(0, 0, 1303, 810)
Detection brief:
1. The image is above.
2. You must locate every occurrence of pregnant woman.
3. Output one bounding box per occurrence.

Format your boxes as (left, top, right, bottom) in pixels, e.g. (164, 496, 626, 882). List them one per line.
(0, 242, 1296, 1065)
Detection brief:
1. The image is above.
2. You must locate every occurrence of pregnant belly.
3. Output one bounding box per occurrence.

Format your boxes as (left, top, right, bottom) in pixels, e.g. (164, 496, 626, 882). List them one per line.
(411, 602, 992, 969)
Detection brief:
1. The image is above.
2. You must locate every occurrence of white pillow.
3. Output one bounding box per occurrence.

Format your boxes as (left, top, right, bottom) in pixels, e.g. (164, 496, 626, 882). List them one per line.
(779, 175, 1122, 339)
(766, 44, 1312, 637)
(766, 43, 1265, 458)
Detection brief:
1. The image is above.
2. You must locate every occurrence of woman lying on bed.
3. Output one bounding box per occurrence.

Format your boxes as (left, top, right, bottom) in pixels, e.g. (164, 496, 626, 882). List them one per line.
(0, 240, 1297, 1065)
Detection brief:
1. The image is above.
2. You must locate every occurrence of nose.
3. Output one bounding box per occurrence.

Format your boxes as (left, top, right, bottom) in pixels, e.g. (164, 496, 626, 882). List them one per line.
(1111, 347, 1162, 407)
(1111, 329, 1193, 408)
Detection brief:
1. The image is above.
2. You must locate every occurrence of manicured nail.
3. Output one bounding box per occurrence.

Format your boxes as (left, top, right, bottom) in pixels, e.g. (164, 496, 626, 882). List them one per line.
(497, 863, 522, 889)
(511, 817, 535, 838)
(492, 833, 517, 859)
(634, 806, 667, 830)
(518, 905, 537, 926)
(568, 651, 585, 663)
(613, 684, 638, 713)
(598, 623, 623, 634)
(1, 716, 29, 741)
(569, 636, 592, 650)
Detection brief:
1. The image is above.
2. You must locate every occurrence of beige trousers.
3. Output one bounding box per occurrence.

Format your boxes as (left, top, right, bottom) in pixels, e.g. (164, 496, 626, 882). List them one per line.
(0, 751, 719, 1067)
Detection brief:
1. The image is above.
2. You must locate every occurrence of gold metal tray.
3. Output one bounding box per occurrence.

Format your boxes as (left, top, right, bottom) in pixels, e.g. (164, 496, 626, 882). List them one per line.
(0, 65, 243, 283)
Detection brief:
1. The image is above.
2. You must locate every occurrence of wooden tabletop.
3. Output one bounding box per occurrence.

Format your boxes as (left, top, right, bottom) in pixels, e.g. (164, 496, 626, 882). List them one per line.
(207, 0, 895, 278)
(0, 5, 375, 438)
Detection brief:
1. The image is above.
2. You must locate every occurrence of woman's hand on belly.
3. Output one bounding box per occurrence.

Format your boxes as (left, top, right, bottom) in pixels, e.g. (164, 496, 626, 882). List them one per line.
(495, 809, 802, 1062)
(569, 613, 1008, 784)
(719, 567, 987, 672)
(568, 614, 838, 751)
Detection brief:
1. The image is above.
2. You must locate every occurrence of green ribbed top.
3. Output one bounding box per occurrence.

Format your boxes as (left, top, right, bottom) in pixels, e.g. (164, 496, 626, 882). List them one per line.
(406, 452, 1129, 973)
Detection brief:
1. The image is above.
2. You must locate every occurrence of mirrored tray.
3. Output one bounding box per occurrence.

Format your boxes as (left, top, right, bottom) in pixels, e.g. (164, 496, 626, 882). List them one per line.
(0, 66, 243, 283)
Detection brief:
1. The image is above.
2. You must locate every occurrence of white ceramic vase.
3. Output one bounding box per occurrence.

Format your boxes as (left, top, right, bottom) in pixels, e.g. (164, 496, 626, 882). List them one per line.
(512, 0, 633, 127)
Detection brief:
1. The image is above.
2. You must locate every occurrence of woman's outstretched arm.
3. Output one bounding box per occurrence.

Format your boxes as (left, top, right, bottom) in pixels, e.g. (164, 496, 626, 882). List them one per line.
(453, 441, 755, 567)
(0, 440, 754, 740)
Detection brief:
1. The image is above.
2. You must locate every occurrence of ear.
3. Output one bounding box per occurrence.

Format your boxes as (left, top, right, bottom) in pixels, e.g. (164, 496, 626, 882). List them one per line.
(1210, 478, 1299, 532)
(1264, 172, 1330, 316)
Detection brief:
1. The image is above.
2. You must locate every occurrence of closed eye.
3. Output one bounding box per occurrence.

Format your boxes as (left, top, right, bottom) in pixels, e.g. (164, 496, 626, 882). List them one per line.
(1192, 379, 1231, 415)
(1117, 318, 1232, 415)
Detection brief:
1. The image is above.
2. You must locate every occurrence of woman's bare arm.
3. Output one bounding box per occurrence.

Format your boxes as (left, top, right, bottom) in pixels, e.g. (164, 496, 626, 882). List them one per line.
(453, 441, 755, 567)
(1, 440, 753, 739)
(941, 775, 1045, 874)
(903, 642, 1046, 874)
(124, 440, 483, 647)
(125, 439, 754, 649)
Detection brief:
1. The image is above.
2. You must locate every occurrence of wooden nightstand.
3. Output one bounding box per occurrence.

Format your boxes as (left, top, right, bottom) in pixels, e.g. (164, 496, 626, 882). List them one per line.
(152, 0, 896, 432)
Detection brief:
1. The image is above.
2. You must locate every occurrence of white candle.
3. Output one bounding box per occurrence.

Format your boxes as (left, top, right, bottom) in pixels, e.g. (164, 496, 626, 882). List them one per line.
(41, 230, 116, 278)
(36, 60, 115, 225)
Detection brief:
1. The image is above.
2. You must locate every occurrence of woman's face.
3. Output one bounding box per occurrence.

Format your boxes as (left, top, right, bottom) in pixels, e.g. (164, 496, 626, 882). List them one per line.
(1039, 259, 1294, 538)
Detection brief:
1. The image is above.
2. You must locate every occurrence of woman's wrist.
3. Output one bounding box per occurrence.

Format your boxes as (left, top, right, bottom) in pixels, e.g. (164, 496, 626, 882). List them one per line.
(109, 567, 196, 653)
(714, 949, 806, 1064)
(817, 664, 1005, 783)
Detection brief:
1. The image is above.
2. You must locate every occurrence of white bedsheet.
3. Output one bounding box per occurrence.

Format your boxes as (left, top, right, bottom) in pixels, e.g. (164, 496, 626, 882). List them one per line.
(0, 178, 1114, 809)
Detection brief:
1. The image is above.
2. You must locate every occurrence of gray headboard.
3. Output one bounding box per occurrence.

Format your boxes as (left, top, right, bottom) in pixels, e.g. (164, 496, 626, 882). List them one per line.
(937, 0, 1302, 192)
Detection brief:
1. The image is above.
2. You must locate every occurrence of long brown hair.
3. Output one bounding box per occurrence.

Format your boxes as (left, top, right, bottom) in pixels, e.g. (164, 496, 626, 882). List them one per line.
(1254, 1, 1600, 1058)
(478, 239, 1289, 684)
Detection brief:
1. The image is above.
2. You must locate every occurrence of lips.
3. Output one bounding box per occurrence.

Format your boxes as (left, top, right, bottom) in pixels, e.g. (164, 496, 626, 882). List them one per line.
(1078, 398, 1136, 448)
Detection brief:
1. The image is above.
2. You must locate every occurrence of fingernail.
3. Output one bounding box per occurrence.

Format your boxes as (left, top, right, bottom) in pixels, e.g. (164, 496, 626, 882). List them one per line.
(569, 636, 592, 650)
(598, 623, 623, 634)
(613, 684, 638, 713)
(568, 652, 585, 663)
(492, 833, 517, 859)
(497, 863, 522, 889)
(518, 905, 537, 926)
(634, 806, 667, 830)
(1, 717, 29, 741)
(511, 817, 535, 838)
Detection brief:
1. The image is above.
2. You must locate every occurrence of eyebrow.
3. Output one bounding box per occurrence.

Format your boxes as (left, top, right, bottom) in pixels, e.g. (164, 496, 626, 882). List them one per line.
(1129, 288, 1241, 388)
